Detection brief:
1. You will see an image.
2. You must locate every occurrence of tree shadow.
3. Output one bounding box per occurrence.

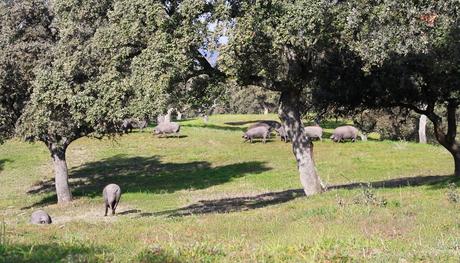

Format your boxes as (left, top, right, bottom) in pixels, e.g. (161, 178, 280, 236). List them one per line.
(142, 174, 456, 217)
(329, 174, 458, 190)
(0, 243, 106, 263)
(182, 123, 246, 132)
(24, 155, 270, 208)
(0, 158, 12, 172)
(153, 135, 188, 139)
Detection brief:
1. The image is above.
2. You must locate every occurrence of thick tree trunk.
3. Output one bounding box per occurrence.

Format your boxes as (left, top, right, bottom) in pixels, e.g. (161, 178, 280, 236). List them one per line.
(278, 89, 324, 196)
(427, 100, 459, 176)
(49, 145, 72, 204)
(177, 111, 182, 120)
(419, 114, 427, 144)
(454, 152, 460, 177)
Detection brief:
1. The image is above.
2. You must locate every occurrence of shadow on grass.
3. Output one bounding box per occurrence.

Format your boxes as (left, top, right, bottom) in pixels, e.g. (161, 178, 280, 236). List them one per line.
(153, 135, 188, 139)
(0, 159, 12, 172)
(145, 174, 456, 217)
(24, 155, 270, 208)
(0, 243, 107, 263)
(182, 123, 246, 132)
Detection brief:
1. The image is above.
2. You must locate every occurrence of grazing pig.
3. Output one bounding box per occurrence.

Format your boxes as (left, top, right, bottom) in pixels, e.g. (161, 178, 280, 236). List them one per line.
(275, 126, 290, 143)
(304, 126, 323, 141)
(103, 184, 121, 216)
(248, 122, 271, 131)
(153, 122, 180, 137)
(30, 210, 52, 224)
(330, 125, 360, 142)
(242, 126, 270, 143)
(122, 119, 148, 133)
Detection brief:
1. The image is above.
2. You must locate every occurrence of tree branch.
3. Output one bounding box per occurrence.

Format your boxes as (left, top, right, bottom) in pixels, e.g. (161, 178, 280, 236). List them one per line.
(244, 75, 285, 92)
(193, 50, 226, 79)
(391, 102, 428, 115)
(447, 99, 459, 143)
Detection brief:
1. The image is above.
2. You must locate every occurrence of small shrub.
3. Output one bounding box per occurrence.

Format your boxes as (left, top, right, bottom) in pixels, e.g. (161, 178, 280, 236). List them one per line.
(353, 184, 387, 207)
(446, 183, 460, 203)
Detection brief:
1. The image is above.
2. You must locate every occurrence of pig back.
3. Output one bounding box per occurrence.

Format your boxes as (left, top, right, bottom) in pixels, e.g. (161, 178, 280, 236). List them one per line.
(246, 126, 269, 137)
(30, 210, 52, 224)
(333, 125, 358, 138)
(304, 126, 323, 138)
(155, 122, 180, 133)
(103, 184, 121, 202)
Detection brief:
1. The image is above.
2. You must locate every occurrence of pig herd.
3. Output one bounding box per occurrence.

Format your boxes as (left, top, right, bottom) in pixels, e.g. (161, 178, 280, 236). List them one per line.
(242, 121, 361, 144)
(30, 118, 362, 224)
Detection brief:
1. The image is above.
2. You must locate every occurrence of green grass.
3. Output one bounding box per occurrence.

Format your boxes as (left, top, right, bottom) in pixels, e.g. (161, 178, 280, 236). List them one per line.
(0, 114, 458, 262)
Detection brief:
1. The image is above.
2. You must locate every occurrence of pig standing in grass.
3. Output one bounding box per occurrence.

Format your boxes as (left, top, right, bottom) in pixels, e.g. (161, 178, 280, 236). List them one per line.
(122, 119, 148, 133)
(304, 126, 323, 141)
(103, 184, 121, 216)
(30, 210, 52, 224)
(153, 122, 180, 137)
(275, 126, 290, 143)
(330, 125, 360, 142)
(243, 126, 270, 143)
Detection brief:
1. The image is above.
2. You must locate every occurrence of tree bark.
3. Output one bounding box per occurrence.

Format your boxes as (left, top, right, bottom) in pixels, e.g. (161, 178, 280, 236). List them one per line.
(454, 152, 460, 177)
(278, 89, 324, 195)
(419, 114, 427, 144)
(48, 144, 72, 204)
(177, 111, 182, 120)
(426, 101, 460, 176)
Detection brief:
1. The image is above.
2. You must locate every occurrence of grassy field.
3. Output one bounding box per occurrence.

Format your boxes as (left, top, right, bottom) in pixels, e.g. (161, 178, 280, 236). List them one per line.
(0, 114, 459, 262)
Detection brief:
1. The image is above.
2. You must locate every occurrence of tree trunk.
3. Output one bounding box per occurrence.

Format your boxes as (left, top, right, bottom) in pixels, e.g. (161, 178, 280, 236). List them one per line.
(426, 100, 459, 176)
(49, 144, 72, 204)
(454, 152, 460, 177)
(419, 114, 427, 144)
(278, 89, 324, 196)
(177, 111, 182, 120)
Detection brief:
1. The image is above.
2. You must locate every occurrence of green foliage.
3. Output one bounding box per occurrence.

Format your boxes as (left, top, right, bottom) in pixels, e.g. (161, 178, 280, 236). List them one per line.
(221, 82, 278, 114)
(317, 0, 460, 117)
(0, 0, 55, 143)
(1, 0, 228, 148)
(220, 0, 335, 90)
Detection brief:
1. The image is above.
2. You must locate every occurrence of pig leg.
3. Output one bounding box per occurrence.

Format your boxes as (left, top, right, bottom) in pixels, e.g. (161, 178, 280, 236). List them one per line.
(104, 204, 108, 217)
